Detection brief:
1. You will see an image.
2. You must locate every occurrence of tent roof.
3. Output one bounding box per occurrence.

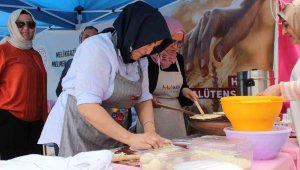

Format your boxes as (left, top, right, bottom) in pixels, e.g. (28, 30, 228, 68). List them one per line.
(0, 0, 178, 38)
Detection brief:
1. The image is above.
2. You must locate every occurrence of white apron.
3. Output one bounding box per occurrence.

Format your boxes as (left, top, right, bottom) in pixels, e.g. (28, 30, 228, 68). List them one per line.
(290, 59, 300, 145)
(139, 57, 186, 139)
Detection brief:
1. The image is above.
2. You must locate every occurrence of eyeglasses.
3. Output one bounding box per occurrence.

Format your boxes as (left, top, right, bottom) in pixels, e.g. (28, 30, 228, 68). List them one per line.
(171, 40, 183, 47)
(15, 21, 36, 29)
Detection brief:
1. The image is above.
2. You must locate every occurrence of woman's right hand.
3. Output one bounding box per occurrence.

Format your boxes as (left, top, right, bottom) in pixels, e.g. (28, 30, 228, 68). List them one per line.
(182, 88, 199, 102)
(126, 132, 167, 150)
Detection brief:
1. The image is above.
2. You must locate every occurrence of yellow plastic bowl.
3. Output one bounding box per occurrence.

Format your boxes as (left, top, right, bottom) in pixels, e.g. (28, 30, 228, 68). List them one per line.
(220, 96, 283, 131)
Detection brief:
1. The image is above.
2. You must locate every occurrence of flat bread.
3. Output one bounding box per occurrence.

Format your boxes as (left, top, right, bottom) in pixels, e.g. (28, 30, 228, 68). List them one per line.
(112, 153, 140, 162)
(190, 114, 222, 120)
(213, 112, 225, 115)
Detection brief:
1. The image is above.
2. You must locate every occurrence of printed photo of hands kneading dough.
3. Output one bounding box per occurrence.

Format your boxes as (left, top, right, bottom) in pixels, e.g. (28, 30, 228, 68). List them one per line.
(168, 0, 276, 112)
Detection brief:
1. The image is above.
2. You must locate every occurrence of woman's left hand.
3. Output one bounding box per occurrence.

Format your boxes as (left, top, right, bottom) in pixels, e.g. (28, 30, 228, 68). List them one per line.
(182, 88, 199, 102)
(127, 132, 167, 150)
(144, 131, 168, 149)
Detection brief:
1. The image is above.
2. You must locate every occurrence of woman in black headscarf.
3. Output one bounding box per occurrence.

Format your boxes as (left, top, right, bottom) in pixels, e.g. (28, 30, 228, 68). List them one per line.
(39, 1, 172, 157)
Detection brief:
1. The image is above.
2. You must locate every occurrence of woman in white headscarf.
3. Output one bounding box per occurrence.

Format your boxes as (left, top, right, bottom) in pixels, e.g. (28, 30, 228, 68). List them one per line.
(260, 2, 300, 145)
(0, 9, 47, 160)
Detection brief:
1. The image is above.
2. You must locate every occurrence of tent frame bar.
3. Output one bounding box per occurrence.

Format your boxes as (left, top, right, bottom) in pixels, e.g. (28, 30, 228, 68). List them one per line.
(19, 0, 76, 26)
(82, 9, 122, 13)
(0, 4, 35, 9)
(159, 0, 183, 10)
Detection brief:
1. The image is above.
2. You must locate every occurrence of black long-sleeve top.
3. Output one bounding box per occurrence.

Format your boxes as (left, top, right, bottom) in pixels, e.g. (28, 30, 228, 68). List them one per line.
(147, 53, 193, 107)
(56, 58, 73, 97)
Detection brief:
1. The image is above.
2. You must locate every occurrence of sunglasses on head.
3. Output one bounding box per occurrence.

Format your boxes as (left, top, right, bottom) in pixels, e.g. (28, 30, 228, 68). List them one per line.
(15, 21, 36, 29)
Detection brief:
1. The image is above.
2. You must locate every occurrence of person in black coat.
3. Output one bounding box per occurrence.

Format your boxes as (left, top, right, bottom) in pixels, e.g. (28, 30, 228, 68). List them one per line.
(56, 26, 98, 96)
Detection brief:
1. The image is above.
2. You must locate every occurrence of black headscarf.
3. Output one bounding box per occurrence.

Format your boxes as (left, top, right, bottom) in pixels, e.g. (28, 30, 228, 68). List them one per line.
(113, 1, 172, 64)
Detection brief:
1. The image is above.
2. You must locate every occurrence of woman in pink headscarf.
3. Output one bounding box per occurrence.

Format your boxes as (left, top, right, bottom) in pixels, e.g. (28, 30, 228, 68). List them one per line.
(137, 16, 198, 139)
